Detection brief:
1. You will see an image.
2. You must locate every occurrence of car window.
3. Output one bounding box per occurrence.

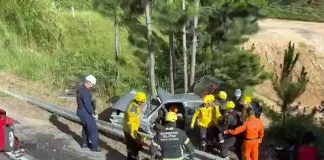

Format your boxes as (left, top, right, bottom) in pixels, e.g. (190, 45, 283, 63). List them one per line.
(186, 102, 202, 115)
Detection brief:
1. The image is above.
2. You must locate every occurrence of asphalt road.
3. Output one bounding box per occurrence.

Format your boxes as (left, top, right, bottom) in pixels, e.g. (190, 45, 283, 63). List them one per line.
(0, 153, 10, 160)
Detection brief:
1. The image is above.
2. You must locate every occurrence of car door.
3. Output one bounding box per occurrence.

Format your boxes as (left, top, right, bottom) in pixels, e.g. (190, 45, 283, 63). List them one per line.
(184, 101, 202, 131)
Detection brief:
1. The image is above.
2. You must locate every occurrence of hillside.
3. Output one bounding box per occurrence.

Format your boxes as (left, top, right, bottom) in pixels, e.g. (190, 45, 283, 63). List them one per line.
(246, 19, 324, 108)
(0, 0, 150, 100)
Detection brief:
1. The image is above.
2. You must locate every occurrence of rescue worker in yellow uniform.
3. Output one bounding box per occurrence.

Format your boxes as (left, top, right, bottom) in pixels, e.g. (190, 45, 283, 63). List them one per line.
(191, 94, 222, 150)
(150, 112, 195, 160)
(216, 91, 228, 115)
(123, 92, 146, 160)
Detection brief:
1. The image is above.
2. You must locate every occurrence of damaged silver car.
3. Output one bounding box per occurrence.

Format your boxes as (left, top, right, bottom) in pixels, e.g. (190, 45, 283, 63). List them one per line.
(109, 75, 230, 135)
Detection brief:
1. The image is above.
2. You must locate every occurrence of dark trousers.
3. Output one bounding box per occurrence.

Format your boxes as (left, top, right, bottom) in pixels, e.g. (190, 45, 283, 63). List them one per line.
(220, 136, 236, 158)
(220, 134, 244, 160)
(200, 126, 224, 144)
(124, 131, 141, 160)
(235, 133, 244, 160)
(77, 109, 99, 148)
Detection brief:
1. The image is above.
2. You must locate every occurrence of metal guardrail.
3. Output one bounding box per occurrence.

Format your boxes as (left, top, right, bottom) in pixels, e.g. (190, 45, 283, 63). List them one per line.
(0, 88, 225, 160)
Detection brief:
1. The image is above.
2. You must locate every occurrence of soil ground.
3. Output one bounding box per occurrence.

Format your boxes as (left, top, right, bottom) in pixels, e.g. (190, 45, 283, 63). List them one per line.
(246, 19, 324, 109)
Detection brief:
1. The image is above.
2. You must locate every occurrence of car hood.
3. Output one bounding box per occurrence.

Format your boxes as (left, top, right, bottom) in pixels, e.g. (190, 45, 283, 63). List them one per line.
(157, 88, 172, 103)
(112, 90, 137, 112)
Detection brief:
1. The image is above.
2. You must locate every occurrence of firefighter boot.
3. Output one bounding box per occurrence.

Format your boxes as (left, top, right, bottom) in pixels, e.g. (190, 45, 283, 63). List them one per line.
(200, 139, 207, 151)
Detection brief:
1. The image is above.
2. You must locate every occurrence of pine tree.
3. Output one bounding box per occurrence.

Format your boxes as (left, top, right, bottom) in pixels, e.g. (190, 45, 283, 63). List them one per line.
(193, 0, 270, 88)
(273, 42, 308, 123)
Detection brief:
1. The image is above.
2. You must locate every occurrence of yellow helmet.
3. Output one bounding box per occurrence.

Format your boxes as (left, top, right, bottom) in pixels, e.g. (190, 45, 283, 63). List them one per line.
(218, 91, 227, 100)
(203, 95, 213, 104)
(243, 96, 252, 105)
(135, 92, 146, 103)
(209, 94, 215, 101)
(226, 101, 235, 110)
(166, 112, 178, 122)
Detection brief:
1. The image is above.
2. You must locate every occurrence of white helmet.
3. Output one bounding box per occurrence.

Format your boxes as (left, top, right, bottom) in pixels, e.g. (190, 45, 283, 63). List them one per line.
(85, 75, 96, 85)
(234, 89, 241, 97)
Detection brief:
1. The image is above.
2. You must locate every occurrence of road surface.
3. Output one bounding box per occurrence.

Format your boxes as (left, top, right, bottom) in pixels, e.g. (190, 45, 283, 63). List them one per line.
(0, 153, 11, 160)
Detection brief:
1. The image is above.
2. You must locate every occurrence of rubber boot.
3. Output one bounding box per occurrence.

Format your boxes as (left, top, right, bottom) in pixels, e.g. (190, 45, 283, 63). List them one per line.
(200, 139, 207, 151)
(127, 152, 132, 160)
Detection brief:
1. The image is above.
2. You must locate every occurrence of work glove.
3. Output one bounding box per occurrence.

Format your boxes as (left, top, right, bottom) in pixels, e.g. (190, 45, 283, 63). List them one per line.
(92, 114, 98, 120)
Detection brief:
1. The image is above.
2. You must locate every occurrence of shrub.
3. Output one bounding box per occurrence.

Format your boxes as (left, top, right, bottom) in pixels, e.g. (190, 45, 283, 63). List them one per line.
(266, 115, 324, 154)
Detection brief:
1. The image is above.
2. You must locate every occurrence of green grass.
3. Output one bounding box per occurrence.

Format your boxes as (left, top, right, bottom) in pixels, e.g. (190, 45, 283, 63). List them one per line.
(0, 0, 147, 98)
(261, 1, 324, 22)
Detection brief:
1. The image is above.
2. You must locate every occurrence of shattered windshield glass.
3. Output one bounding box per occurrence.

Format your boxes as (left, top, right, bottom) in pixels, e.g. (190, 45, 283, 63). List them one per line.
(194, 77, 220, 98)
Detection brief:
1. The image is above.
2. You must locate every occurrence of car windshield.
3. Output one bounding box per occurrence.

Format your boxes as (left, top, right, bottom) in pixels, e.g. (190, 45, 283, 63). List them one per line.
(194, 77, 221, 98)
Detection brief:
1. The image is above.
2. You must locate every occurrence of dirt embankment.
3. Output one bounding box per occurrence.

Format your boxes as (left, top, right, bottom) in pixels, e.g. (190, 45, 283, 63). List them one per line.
(245, 19, 324, 109)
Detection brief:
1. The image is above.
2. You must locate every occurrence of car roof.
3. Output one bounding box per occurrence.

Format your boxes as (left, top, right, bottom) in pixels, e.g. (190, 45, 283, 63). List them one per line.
(157, 88, 202, 103)
(165, 93, 202, 103)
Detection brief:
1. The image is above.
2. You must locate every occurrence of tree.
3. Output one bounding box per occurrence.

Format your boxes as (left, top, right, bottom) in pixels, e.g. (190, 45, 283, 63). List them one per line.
(189, 0, 199, 86)
(182, 0, 188, 92)
(168, 0, 175, 94)
(189, 0, 271, 89)
(273, 42, 308, 124)
(144, 0, 157, 97)
(93, 0, 129, 61)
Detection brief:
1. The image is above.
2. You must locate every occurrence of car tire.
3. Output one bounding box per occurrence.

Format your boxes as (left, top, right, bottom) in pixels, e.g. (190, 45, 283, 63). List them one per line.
(4, 126, 15, 152)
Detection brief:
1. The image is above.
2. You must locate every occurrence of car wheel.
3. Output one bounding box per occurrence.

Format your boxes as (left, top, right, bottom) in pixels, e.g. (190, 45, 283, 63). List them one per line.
(4, 126, 15, 152)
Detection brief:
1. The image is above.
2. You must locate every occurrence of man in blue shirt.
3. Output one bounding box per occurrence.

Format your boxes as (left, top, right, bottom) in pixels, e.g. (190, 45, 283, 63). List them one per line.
(76, 75, 100, 152)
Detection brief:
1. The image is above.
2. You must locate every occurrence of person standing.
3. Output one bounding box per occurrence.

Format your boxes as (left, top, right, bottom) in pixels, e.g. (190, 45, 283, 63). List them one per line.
(123, 92, 147, 160)
(231, 89, 244, 113)
(225, 108, 264, 160)
(191, 95, 222, 150)
(216, 91, 228, 115)
(220, 101, 243, 160)
(76, 75, 100, 152)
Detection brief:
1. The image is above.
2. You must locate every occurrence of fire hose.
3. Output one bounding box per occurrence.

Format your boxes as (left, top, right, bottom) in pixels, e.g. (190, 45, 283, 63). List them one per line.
(0, 88, 224, 160)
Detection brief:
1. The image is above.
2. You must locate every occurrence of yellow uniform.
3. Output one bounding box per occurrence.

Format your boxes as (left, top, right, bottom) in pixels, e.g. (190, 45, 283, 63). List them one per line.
(191, 104, 222, 128)
(123, 101, 142, 138)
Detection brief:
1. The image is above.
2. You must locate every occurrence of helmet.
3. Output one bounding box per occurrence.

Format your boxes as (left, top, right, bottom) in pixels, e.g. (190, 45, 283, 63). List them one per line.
(135, 92, 147, 103)
(85, 75, 96, 85)
(226, 101, 235, 110)
(166, 112, 178, 122)
(243, 96, 252, 104)
(218, 91, 227, 100)
(203, 95, 213, 104)
(169, 106, 179, 113)
(209, 94, 215, 101)
(234, 89, 242, 97)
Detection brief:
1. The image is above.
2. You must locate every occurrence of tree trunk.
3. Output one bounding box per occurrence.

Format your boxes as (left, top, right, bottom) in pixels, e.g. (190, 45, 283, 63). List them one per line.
(169, 32, 175, 94)
(114, 9, 120, 61)
(182, 0, 188, 93)
(189, 0, 199, 86)
(282, 101, 288, 124)
(145, 0, 157, 97)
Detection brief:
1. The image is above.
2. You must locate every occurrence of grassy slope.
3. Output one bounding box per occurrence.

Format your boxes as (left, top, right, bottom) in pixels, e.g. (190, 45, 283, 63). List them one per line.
(0, 0, 149, 100)
(261, 1, 324, 22)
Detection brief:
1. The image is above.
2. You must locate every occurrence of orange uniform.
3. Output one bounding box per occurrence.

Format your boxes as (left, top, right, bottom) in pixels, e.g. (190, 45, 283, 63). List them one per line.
(228, 116, 264, 160)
